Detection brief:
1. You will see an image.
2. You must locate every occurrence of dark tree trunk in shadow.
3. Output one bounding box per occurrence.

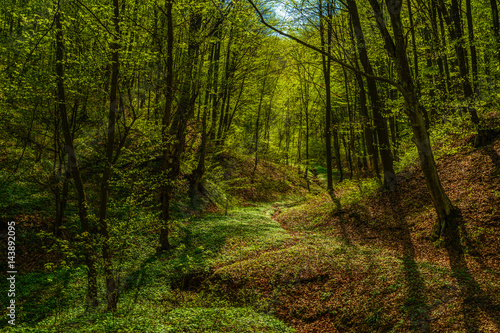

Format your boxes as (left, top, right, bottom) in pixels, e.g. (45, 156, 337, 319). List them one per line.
(438, 0, 484, 147)
(159, 0, 175, 252)
(368, 0, 456, 238)
(159, 6, 202, 252)
(347, 0, 396, 188)
(97, 0, 122, 311)
(190, 107, 208, 205)
(320, 0, 341, 208)
(55, 10, 97, 309)
(491, 0, 500, 63)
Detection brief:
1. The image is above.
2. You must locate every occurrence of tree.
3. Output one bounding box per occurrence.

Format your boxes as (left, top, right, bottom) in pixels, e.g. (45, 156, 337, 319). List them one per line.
(346, 0, 396, 188)
(97, 0, 121, 311)
(367, 0, 456, 237)
(248, 0, 456, 238)
(54, 7, 98, 309)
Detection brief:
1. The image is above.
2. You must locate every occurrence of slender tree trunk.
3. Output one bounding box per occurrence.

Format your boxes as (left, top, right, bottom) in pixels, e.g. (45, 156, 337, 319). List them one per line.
(388, 88, 399, 160)
(210, 28, 222, 140)
(342, 134, 353, 179)
(439, 0, 482, 144)
(491, 0, 500, 62)
(297, 108, 302, 173)
(465, 0, 479, 96)
(319, 1, 340, 207)
(342, 67, 354, 179)
(449, 0, 475, 99)
(218, 28, 233, 141)
(425, 1, 444, 111)
(252, 67, 269, 180)
(407, 0, 420, 93)
(160, 8, 202, 251)
(298, 65, 311, 188)
(55, 11, 98, 309)
(431, 27, 447, 98)
(347, 0, 396, 188)
(98, 0, 121, 311)
(54, 171, 69, 237)
(368, 0, 456, 238)
(53, 111, 69, 237)
(333, 125, 343, 182)
(191, 43, 215, 196)
(285, 107, 291, 166)
(225, 76, 245, 135)
(436, 5, 452, 96)
(355, 68, 378, 176)
(190, 108, 208, 203)
(159, 0, 175, 252)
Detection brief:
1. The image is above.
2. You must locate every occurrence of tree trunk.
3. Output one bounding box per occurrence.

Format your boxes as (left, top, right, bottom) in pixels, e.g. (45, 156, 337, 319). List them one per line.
(438, 7, 452, 96)
(225, 76, 245, 135)
(252, 66, 268, 180)
(333, 126, 343, 182)
(98, 0, 121, 311)
(190, 107, 208, 203)
(210, 27, 222, 140)
(465, 0, 479, 96)
(55, 11, 97, 309)
(491, 0, 500, 62)
(355, 69, 378, 177)
(347, 0, 396, 188)
(407, 0, 420, 93)
(218, 28, 233, 141)
(439, 0, 482, 144)
(298, 64, 311, 188)
(53, 112, 69, 237)
(319, 0, 340, 207)
(342, 67, 354, 179)
(159, 0, 175, 252)
(368, 0, 456, 237)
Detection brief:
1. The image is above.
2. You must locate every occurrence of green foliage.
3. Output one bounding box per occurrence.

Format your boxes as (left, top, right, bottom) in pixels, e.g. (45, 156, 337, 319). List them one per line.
(0, 170, 54, 217)
(3, 204, 294, 332)
(163, 307, 294, 332)
(171, 204, 291, 270)
(0, 268, 84, 328)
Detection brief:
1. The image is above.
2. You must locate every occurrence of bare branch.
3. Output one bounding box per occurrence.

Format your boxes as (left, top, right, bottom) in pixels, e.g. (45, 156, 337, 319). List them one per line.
(246, 0, 402, 91)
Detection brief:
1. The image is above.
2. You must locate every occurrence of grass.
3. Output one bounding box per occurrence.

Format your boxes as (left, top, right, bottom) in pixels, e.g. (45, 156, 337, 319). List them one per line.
(1, 204, 295, 333)
(183, 205, 291, 269)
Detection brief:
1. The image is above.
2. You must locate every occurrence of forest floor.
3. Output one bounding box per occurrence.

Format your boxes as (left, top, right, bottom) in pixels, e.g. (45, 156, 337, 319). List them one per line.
(2, 126, 500, 332)
(209, 129, 500, 332)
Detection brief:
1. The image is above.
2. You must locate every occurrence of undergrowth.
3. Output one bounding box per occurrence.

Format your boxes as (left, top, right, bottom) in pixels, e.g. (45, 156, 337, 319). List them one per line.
(1, 204, 295, 333)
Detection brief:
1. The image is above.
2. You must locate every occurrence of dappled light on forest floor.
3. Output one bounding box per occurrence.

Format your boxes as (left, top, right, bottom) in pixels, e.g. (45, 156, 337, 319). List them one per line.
(269, 135, 500, 332)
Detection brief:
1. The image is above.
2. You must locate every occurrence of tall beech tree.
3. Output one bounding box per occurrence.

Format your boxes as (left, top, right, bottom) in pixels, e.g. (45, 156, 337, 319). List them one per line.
(367, 0, 455, 237)
(54, 8, 98, 309)
(318, 0, 337, 203)
(346, 0, 396, 188)
(159, 2, 203, 251)
(97, 0, 121, 311)
(158, 0, 175, 252)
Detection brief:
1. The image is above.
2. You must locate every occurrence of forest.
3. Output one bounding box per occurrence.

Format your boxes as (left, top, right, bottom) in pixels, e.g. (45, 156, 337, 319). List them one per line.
(1, 0, 500, 332)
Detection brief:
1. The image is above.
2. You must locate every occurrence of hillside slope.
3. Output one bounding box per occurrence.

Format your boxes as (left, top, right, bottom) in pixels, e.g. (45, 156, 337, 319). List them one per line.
(210, 134, 500, 332)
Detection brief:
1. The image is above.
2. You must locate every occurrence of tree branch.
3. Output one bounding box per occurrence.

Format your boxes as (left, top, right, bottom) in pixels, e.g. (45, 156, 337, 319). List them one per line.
(246, 0, 402, 91)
